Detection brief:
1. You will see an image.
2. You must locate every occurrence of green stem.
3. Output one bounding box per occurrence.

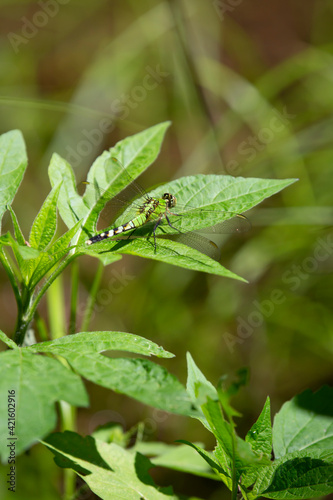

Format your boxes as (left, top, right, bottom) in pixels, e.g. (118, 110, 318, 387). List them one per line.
(14, 254, 77, 346)
(47, 274, 66, 340)
(69, 260, 79, 335)
(59, 400, 77, 500)
(81, 261, 104, 331)
(35, 311, 49, 342)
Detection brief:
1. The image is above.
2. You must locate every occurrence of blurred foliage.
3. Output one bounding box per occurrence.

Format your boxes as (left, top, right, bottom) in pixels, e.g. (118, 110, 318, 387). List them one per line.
(1, 0, 333, 498)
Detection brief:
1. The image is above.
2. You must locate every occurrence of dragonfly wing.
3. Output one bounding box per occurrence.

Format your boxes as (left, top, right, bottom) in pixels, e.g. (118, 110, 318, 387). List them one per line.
(172, 232, 221, 261)
(165, 206, 251, 235)
(204, 214, 251, 234)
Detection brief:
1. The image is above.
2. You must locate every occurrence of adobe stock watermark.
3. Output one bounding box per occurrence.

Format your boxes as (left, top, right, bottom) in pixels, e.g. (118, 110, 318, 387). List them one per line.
(224, 232, 333, 353)
(7, 0, 70, 54)
(213, 0, 243, 21)
(65, 65, 169, 168)
(224, 106, 296, 176)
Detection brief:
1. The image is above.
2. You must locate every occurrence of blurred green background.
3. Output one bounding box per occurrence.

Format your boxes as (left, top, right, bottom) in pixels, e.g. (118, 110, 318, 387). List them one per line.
(1, 0, 333, 498)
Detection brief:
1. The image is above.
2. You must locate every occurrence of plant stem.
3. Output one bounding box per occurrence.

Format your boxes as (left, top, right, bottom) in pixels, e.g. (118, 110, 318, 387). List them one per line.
(80, 260, 104, 331)
(14, 254, 77, 345)
(59, 400, 77, 500)
(35, 311, 48, 341)
(69, 260, 79, 335)
(47, 274, 66, 340)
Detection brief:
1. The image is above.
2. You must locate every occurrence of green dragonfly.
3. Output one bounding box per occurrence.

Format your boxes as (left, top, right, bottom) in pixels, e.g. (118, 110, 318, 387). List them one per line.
(84, 158, 250, 259)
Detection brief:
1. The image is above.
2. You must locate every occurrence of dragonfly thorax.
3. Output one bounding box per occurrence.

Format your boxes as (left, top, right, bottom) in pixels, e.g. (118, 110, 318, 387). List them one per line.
(162, 193, 176, 209)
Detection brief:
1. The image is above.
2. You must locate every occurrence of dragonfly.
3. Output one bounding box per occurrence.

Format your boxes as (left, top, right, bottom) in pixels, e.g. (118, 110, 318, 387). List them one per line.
(84, 158, 250, 259)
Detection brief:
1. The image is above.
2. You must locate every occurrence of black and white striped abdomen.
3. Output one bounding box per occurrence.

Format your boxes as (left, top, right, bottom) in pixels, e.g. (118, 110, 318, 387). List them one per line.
(85, 220, 136, 245)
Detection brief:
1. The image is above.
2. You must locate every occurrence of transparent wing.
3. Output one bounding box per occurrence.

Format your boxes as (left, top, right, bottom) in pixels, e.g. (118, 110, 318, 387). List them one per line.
(160, 205, 251, 235)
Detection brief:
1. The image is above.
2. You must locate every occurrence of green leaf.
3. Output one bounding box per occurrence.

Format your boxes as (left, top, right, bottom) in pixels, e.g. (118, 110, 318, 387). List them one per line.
(27, 331, 174, 359)
(254, 451, 333, 499)
(246, 397, 272, 457)
(7, 206, 26, 245)
(186, 352, 218, 406)
(0, 350, 88, 457)
(81, 172, 295, 278)
(29, 183, 61, 250)
(43, 432, 176, 499)
(0, 231, 40, 260)
(202, 398, 268, 471)
(82, 236, 246, 280)
(60, 354, 194, 416)
(136, 441, 219, 481)
(81, 121, 171, 244)
(84, 121, 171, 206)
(0, 130, 27, 230)
(50, 122, 171, 251)
(15, 244, 40, 260)
(50, 124, 295, 278)
(145, 175, 298, 235)
(273, 386, 333, 458)
(202, 398, 235, 462)
(173, 440, 229, 483)
(27, 220, 81, 288)
(30, 330, 192, 417)
(0, 232, 40, 285)
(0, 329, 18, 349)
(48, 153, 88, 229)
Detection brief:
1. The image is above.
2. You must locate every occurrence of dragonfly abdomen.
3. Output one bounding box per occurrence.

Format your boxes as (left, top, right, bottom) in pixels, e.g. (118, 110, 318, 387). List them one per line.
(85, 199, 162, 246)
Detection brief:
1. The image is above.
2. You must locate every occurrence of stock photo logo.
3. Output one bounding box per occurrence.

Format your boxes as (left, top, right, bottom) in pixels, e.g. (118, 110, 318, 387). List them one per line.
(7, 0, 71, 53)
(65, 65, 170, 168)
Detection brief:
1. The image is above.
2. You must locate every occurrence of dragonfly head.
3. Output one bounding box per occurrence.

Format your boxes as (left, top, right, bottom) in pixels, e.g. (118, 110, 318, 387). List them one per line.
(163, 193, 177, 208)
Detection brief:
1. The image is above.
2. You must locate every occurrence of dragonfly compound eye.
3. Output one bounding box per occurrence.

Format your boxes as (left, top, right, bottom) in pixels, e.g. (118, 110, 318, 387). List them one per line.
(163, 193, 177, 208)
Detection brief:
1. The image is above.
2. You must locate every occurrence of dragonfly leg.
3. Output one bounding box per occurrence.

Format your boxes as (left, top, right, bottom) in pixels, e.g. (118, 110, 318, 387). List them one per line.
(165, 213, 182, 233)
(152, 215, 164, 251)
(125, 228, 137, 240)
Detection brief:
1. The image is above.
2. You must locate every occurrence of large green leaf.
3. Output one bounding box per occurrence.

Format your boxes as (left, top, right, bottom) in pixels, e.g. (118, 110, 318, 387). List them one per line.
(28, 330, 194, 416)
(43, 432, 176, 499)
(273, 386, 333, 458)
(27, 331, 174, 359)
(49, 122, 296, 278)
(80, 174, 296, 277)
(83, 236, 246, 280)
(146, 175, 297, 234)
(0, 349, 88, 457)
(60, 356, 193, 416)
(0, 130, 27, 231)
(253, 451, 333, 499)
